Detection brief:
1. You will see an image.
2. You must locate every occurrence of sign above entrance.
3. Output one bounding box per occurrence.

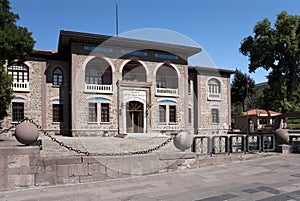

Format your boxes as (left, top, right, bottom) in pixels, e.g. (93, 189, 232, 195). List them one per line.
(123, 90, 146, 102)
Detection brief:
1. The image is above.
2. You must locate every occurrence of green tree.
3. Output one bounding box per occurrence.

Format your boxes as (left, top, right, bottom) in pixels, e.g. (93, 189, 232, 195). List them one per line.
(231, 69, 255, 113)
(240, 11, 300, 113)
(0, 0, 35, 120)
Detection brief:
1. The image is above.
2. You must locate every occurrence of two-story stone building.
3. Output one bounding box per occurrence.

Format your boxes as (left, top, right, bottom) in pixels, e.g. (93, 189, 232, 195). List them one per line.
(3, 30, 233, 137)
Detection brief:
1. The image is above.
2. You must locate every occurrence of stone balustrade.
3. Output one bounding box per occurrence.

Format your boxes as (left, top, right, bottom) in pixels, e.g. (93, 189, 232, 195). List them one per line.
(12, 81, 30, 92)
(155, 88, 178, 97)
(84, 84, 113, 93)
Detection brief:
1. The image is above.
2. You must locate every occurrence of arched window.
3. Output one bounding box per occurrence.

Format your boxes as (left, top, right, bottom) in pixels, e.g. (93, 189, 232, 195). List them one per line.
(52, 68, 63, 86)
(7, 63, 29, 83)
(156, 65, 178, 89)
(122, 61, 146, 82)
(208, 78, 221, 94)
(85, 58, 112, 85)
(208, 78, 221, 100)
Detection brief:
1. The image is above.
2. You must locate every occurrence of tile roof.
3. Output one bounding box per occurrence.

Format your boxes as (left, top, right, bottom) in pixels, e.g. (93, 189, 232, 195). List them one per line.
(241, 109, 281, 117)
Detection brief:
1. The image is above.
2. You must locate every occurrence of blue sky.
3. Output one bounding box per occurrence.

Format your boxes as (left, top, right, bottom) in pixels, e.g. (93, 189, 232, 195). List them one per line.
(10, 0, 300, 83)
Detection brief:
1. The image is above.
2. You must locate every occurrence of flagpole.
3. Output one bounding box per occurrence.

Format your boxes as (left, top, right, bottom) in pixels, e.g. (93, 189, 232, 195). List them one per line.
(116, 4, 119, 37)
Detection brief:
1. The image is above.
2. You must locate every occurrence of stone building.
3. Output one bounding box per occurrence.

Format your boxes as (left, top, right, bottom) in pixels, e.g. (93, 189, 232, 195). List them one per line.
(3, 30, 234, 137)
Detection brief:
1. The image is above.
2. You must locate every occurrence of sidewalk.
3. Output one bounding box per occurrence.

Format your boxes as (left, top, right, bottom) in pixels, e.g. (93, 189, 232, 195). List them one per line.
(1, 154, 300, 201)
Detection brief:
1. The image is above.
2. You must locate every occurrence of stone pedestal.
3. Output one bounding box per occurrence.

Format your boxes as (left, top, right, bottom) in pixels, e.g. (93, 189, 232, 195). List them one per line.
(292, 141, 300, 153)
(0, 146, 40, 190)
(276, 144, 292, 154)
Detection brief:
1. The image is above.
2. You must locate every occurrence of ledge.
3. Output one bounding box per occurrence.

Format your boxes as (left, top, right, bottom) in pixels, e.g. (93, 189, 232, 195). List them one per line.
(0, 146, 40, 155)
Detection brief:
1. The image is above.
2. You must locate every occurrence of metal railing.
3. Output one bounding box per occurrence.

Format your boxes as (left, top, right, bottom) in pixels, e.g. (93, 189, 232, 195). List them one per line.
(192, 133, 276, 156)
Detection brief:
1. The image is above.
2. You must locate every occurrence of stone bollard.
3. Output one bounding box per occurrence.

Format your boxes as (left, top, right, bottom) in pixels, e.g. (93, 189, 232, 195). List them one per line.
(15, 121, 39, 145)
(173, 131, 194, 151)
(274, 129, 289, 144)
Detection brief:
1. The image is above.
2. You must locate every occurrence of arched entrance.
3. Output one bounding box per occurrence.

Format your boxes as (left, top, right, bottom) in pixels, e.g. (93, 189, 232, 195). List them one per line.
(126, 101, 144, 133)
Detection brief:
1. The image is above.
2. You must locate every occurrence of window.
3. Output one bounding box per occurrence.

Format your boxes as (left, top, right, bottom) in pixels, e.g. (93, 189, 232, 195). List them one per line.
(208, 78, 221, 100)
(156, 74, 166, 88)
(169, 105, 177, 123)
(86, 67, 102, 84)
(7, 63, 29, 83)
(89, 103, 97, 122)
(101, 103, 109, 122)
(156, 65, 178, 89)
(53, 104, 63, 122)
(159, 104, 177, 124)
(159, 105, 166, 123)
(211, 108, 219, 124)
(52, 68, 63, 86)
(88, 103, 110, 123)
(12, 103, 24, 122)
(122, 61, 146, 82)
(85, 58, 112, 85)
(188, 108, 192, 124)
(208, 79, 220, 94)
(188, 80, 192, 94)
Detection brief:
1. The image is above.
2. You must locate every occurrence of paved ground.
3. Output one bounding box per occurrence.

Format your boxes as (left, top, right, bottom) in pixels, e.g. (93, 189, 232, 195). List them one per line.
(1, 154, 300, 201)
(0, 135, 177, 156)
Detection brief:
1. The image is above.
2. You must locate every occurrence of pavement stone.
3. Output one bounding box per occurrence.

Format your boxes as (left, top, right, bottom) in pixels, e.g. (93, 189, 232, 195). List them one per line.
(0, 154, 300, 200)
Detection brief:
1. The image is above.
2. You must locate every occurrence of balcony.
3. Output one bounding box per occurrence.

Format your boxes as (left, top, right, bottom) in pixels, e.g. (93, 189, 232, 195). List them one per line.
(84, 84, 113, 94)
(12, 81, 30, 92)
(156, 88, 178, 97)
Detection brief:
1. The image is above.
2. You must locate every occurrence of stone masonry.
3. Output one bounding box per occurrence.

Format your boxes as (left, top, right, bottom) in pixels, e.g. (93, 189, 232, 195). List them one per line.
(0, 146, 196, 191)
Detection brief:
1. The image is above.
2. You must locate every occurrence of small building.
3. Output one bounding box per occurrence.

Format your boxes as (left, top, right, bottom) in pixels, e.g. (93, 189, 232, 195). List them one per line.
(234, 109, 281, 132)
(3, 30, 234, 137)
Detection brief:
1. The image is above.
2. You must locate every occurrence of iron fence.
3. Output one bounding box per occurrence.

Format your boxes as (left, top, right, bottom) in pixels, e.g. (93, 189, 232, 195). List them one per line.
(192, 133, 276, 156)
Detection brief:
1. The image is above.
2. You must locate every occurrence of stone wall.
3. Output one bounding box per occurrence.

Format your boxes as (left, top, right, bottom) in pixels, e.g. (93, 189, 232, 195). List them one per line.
(3, 58, 71, 136)
(2, 50, 232, 137)
(2, 60, 44, 135)
(0, 147, 40, 190)
(71, 53, 190, 136)
(198, 75, 231, 133)
(44, 60, 70, 136)
(0, 146, 196, 191)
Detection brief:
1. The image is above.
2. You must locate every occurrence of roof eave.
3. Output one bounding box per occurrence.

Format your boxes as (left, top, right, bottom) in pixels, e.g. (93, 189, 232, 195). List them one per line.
(58, 30, 202, 57)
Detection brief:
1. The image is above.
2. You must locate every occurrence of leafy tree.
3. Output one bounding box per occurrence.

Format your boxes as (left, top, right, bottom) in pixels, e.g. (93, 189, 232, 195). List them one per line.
(0, 0, 35, 120)
(231, 69, 255, 113)
(0, 66, 12, 120)
(240, 11, 300, 113)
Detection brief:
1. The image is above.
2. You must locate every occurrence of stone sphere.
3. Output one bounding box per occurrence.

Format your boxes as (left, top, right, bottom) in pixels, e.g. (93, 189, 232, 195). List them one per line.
(173, 131, 194, 151)
(15, 121, 39, 145)
(274, 129, 289, 144)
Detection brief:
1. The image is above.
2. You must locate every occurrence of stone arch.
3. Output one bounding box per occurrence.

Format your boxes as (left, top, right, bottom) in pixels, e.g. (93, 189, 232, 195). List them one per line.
(154, 63, 179, 89)
(82, 56, 115, 73)
(153, 62, 180, 78)
(120, 59, 147, 82)
(84, 57, 114, 85)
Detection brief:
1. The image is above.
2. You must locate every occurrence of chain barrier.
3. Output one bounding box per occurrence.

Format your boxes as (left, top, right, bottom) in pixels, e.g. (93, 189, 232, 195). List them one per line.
(1, 118, 174, 156)
(0, 124, 16, 135)
(0, 118, 27, 135)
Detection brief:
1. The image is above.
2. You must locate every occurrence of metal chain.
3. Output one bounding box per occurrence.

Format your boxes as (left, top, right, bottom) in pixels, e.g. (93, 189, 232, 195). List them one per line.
(0, 118, 27, 135)
(0, 124, 16, 135)
(16, 118, 174, 156)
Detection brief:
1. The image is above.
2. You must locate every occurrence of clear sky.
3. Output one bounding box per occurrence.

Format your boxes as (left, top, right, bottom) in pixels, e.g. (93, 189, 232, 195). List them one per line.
(10, 0, 300, 83)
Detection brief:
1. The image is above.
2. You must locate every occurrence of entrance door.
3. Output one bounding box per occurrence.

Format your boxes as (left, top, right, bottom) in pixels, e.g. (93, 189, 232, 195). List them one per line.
(126, 101, 144, 133)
